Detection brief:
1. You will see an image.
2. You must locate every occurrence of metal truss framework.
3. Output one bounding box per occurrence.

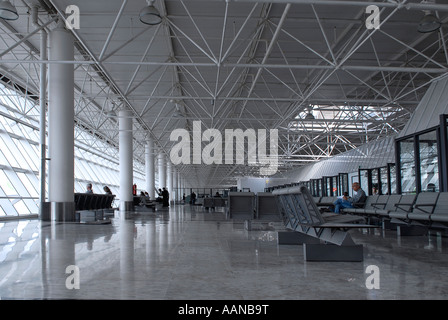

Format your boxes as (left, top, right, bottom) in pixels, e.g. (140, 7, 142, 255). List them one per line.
(0, 0, 447, 187)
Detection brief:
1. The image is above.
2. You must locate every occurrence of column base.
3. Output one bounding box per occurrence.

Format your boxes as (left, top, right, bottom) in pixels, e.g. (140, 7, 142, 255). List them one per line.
(39, 202, 52, 221)
(51, 201, 75, 222)
(120, 200, 134, 212)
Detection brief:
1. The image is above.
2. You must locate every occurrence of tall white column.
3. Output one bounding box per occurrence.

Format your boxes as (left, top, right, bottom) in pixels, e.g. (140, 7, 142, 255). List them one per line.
(38, 23, 49, 220)
(48, 25, 75, 222)
(119, 109, 133, 211)
(167, 161, 173, 204)
(177, 171, 182, 203)
(172, 167, 177, 203)
(158, 153, 166, 189)
(145, 138, 155, 199)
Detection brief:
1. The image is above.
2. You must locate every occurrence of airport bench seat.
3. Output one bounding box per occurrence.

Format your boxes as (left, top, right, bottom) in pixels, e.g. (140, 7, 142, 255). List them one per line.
(204, 197, 227, 209)
(427, 192, 448, 224)
(133, 196, 158, 212)
(316, 196, 337, 207)
(387, 194, 417, 220)
(74, 193, 115, 223)
(372, 194, 402, 217)
(273, 186, 378, 262)
(406, 192, 439, 221)
(74, 193, 115, 211)
(340, 195, 378, 215)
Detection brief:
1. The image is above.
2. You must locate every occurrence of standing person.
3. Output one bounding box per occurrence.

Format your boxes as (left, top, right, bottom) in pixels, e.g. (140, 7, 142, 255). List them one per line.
(162, 187, 169, 207)
(333, 182, 366, 214)
(191, 192, 196, 205)
(103, 186, 112, 194)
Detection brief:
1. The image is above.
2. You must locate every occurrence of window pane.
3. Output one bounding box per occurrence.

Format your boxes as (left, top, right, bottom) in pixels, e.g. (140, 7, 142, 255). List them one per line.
(389, 165, 397, 194)
(380, 167, 388, 194)
(419, 130, 439, 192)
(0, 134, 19, 167)
(399, 138, 416, 194)
(0, 170, 19, 196)
(17, 172, 38, 198)
(13, 200, 31, 215)
(0, 205, 5, 216)
(372, 169, 379, 195)
(360, 169, 369, 194)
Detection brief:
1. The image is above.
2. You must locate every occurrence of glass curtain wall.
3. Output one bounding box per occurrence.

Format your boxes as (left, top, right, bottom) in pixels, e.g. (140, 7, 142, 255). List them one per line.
(0, 82, 145, 218)
(398, 138, 416, 194)
(419, 130, 439, 192)
(397, 128, 440, 194)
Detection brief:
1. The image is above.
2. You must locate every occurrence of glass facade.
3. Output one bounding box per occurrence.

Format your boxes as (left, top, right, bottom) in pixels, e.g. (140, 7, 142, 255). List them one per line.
(379, 167, 388, 194)
(0, 82, 146, 218)
(396, 126, 443, 194)
(399, 138, 416, 194)
(389, 164, 397, 194)
(338, 173, 349, 196)
(418, 130, 439, 192)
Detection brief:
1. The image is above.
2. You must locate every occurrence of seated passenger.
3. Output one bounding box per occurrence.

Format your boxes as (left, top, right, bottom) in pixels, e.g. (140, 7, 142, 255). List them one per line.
(103, 186, 112, 194)
(139, 191, 147, 206)
(86, 183, 94, 194)
(333, 182, 366, 213)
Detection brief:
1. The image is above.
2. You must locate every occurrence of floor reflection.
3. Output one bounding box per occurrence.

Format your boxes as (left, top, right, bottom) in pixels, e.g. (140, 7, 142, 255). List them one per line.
(1, 205, 448, 299)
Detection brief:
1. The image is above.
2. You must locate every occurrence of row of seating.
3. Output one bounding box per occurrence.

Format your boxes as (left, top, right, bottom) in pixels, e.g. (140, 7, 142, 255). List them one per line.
(74, 193, 116, 224)
(340, 192, 448, 229)
(133, 195, 160, 212)
(313, 196, 339, 207)
(74, 193, 115, 211)
(273, 186, 375, 261)
(226, 192, 281, 221)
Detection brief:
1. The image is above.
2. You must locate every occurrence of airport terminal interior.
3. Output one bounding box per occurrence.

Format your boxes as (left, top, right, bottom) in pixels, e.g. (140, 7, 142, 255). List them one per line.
(1, 0, 448, 300)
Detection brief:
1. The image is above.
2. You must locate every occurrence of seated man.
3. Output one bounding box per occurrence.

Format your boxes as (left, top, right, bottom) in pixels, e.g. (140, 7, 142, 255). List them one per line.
(333, 182, 366, 214)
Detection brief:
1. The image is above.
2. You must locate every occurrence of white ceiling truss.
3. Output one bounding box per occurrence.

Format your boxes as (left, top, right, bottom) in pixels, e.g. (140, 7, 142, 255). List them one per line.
(1, 0, 448, 187)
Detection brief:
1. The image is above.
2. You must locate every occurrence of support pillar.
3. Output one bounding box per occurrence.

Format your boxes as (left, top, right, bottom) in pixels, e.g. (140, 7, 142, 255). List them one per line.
(48, 25, 75, 222)
(158, 153, 166, 189)
(119, 109, 133, 212)
(172, 167, 177, 204)
(177, 171, 181, 203)
(167, 161, 173, 204)
(145, 138, 155, 200)
(38, 19, 48, 220)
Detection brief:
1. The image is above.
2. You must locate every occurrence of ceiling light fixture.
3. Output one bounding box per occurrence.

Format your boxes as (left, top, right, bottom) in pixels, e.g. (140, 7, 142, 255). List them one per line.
(0, 0, 19, 21)
(139, 0, 162, 25)
(304, 106, 315, 120)
(418, 11, 442, 33)
(305, 112, 315, 120)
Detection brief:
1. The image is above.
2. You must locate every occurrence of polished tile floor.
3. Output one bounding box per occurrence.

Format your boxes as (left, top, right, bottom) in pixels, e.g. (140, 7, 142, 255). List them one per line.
(1, 204, 448, 300)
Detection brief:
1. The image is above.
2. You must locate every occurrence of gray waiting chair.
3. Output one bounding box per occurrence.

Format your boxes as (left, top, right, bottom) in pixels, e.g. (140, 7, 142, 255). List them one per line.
(407, 192, 440, 222)
(388, 194, 417, 221)
(374, 194, 402, 218)
(429, 192, 448, 225)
